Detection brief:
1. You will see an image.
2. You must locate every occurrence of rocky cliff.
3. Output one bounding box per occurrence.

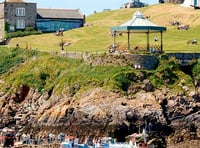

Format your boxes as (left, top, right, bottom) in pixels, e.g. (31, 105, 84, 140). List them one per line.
(0, 71, 200, 147)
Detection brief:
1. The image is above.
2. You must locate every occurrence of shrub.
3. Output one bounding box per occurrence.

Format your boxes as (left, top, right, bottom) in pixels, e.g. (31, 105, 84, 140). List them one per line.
(148, 58, 179, 88)
(192, 62, 200, 81)
(5, 22, 9, 32)
(113, 71, 136, 91)
(25, 27, 35, 31)
(5, 30, 42, 39)
(40, 72, 49, 81)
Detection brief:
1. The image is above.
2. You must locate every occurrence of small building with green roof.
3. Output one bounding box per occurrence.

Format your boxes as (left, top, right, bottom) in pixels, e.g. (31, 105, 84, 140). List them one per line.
(111, 10, 167, 52)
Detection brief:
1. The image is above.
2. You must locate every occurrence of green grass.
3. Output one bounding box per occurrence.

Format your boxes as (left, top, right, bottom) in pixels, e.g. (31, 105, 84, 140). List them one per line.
(0, 46, 197, 96)
(7, 3, 200, 53)
(1, 3, 200, 96)
(148, 57, 195, 93)
(192, 60, 200, 81)
(0, 47, 36, 74)
(0, 47, 137, 94)
(164, 26, 200, 53)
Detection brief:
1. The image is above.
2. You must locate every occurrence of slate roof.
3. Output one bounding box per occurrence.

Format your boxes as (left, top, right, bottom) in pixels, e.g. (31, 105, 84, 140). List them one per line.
(37, 8, 84, 19)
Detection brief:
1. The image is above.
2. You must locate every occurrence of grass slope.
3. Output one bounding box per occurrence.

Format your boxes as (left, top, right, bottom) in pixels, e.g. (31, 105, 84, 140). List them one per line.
(7, 3, 200, 52)
(0, 47, 197, 96)
(0, 47, 138, 94)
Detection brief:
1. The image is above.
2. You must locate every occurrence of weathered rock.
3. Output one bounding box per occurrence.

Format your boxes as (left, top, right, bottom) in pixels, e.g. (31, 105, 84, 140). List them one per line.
(142, 79, 154, 92)
(84, 54, 159, 70)
(0, 83, 200, 147)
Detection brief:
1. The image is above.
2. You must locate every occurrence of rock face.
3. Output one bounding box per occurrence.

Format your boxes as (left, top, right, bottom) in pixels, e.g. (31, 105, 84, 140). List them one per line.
(0, 81, 200, 147)
(84, 54, 159, 70)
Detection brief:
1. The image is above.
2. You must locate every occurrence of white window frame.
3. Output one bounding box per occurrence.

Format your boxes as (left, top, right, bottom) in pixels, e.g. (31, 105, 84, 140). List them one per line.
(16, 20, 25, 29)
(16, 8, 25, 16)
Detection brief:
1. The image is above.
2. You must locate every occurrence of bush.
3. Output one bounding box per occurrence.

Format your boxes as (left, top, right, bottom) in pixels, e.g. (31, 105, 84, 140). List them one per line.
(148, 58, 179, 88)
(5, 30, 42, 39)
(192, 62, 200, 81)
(5, 22, 9, 32)
(113, 71, 136, 91)
(40, 72, 49, 81)
(25, 27, 35, 31)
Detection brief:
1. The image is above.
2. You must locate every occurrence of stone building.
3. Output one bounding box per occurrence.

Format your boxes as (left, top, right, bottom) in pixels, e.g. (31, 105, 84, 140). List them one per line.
(0, 0, 36, 39)
(0, 0, 85, 39)
(122, 0, 148, 8)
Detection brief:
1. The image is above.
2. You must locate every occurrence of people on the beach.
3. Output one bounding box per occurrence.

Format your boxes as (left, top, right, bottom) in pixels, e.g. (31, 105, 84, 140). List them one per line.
(3, 129, 16, 147)
(1, 128, 112, 148)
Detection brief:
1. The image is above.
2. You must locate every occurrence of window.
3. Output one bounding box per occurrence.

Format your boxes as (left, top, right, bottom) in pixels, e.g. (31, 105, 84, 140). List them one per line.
(9, 26, 15, 32)
(16, 20, 25, 29)
(16, 8, 25, 16)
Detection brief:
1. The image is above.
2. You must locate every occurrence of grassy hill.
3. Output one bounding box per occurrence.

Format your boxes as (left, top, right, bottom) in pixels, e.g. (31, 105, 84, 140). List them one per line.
(1, 4, 200, 98)
(0, 46, 198, 95)
(7, 3, 200, 53)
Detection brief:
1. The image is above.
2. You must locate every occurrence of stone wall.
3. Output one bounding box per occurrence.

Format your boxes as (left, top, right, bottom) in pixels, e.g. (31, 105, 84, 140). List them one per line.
(0, 2, 4, 39)
(54, 51, 159, 70)
(55, 51, 200, 68)
(59, 51, 83, 59)
(167, 53, 200, 59)
(167, 53, 200, 65)
(84, 53, 159, 70)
